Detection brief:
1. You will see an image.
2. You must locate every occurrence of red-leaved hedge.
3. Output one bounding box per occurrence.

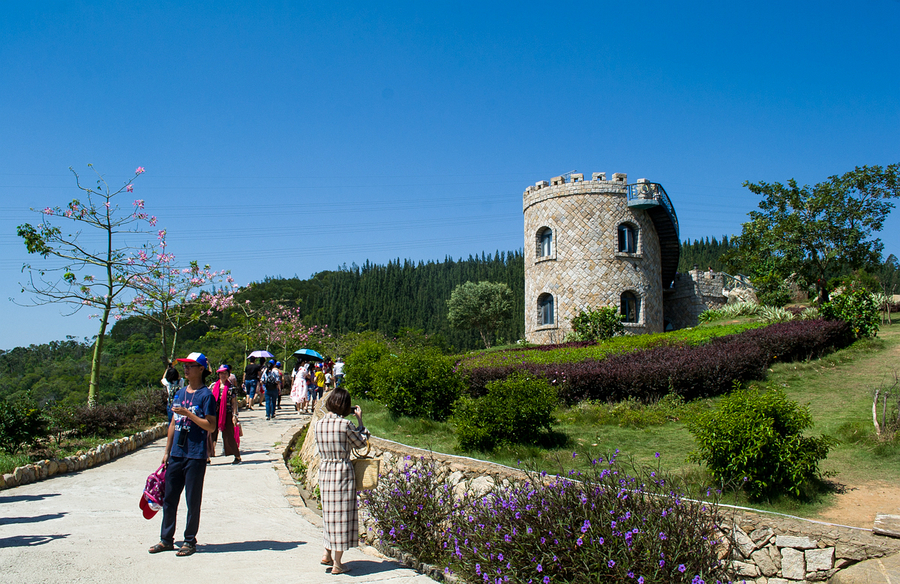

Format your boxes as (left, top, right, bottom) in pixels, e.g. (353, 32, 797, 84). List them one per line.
(461, 319, 852, 403)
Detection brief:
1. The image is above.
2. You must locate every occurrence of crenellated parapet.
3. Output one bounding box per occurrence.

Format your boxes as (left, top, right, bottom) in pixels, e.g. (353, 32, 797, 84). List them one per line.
(523, 172, 628, 213)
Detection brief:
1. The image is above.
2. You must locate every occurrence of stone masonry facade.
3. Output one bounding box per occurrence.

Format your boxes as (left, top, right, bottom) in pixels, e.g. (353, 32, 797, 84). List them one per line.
(524, 172, 663, 343)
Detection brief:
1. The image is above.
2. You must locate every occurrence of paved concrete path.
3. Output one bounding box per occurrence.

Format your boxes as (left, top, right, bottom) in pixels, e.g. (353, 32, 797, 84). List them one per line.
(0, 405, 434, 584)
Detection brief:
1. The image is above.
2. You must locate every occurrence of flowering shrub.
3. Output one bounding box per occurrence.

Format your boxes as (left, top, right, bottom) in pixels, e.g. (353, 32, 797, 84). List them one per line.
(363, 455, 732, 584)
(361, 456, 454, 564)
(453, 372, 557, 450)
(687, 384, 835, 500)
(821, 288, 880, 339)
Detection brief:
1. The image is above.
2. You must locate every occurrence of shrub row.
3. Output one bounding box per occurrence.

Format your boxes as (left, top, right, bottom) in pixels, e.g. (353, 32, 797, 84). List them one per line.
(458, 321, 763, 370)
(462, 319, 852, 403)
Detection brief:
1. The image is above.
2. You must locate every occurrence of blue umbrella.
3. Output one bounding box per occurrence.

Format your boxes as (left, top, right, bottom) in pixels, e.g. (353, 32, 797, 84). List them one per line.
(292, 348, 324, 361)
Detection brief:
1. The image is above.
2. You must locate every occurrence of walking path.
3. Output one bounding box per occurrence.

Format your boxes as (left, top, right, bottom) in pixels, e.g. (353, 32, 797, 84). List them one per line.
(0, 405, 435, 584)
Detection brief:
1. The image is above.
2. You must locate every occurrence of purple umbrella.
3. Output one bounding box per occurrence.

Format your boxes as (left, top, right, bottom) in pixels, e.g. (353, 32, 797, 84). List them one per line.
(249, 350, 274, 359)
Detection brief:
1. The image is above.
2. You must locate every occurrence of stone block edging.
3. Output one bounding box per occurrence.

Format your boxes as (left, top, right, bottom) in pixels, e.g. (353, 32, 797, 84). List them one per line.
(0, 422, 169, 491)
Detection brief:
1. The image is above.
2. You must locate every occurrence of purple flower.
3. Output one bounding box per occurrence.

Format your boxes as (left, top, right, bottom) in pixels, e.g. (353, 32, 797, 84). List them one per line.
(638, 578, 644, 584)
(536, 564, 543, 573)
(678, 564, 686, 573)
(576, 537, 583, 546)
(543, 578, 550, 584)
(608, 560, 615, 568)
(659, 560, 665, 568)
(476, 564, 482, 575)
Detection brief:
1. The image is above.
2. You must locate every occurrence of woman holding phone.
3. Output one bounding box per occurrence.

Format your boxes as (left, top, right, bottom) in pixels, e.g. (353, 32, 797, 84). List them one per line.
(314, 389, 367, 574)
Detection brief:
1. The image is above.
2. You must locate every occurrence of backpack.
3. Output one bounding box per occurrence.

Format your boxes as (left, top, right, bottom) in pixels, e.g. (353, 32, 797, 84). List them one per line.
(263, 368, 279, 391)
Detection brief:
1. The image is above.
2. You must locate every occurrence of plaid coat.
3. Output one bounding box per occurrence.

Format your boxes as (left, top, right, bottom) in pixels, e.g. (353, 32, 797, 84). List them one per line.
(315, 413, 368, 551)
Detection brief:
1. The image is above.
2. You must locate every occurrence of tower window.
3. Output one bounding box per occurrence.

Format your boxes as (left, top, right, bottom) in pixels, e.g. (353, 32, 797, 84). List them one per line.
(620, 291, 639, 323)
(538, 293, 554, 326)
(617, 224, 637, 253)
(537, 227, 553, 257)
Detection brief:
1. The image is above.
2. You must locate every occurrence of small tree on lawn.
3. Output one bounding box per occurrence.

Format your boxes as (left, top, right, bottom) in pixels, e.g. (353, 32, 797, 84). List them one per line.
(16, 165, 167, 407)
(447, 281, 513, 349)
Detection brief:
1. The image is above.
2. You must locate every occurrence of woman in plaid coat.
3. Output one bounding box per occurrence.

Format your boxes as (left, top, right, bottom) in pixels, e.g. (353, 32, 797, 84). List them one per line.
(315, 388, 367, 574)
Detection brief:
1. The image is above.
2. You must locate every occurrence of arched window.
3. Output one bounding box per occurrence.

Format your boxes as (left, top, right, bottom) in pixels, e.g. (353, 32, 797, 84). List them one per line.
(537, 227, 553, 257)
(538, 293, 554, 326)
(617, 223, 637, 253)
(620, 291, 639, 323)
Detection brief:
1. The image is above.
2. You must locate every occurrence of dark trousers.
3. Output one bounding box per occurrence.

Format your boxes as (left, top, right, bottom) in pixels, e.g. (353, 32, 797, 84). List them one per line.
(265, 389, 278, 418)
(160, 456, 207, 545)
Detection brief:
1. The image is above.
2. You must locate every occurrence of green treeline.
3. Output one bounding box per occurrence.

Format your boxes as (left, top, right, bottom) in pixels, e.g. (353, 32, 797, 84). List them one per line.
(242, 251, 526, 350)
(677, 236, 736, 273)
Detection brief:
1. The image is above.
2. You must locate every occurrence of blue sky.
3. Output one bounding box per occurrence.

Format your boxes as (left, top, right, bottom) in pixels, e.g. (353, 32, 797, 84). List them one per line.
(2, 1, 898, 349)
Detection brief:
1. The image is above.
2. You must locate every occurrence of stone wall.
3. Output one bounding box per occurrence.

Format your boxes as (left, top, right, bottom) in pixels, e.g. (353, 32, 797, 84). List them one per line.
(0, 422, 168, 490)
(523, 172, 663, 343)
(663, 268, 729, 330)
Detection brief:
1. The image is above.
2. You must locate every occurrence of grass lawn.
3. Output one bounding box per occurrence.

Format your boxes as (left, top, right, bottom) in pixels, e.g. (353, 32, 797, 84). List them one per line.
(361, 317, 900, 518)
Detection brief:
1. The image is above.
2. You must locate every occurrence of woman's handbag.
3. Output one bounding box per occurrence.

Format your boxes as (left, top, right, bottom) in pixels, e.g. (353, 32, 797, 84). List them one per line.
(351, 442, 381, 491)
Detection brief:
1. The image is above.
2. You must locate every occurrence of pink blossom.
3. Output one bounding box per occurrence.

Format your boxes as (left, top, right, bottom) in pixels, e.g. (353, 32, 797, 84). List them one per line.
(127, 184, 134, 193)
(114, 314, 122, 321)
(135, 166, 145, 175)
(133, 199, 144, 208)
(43, 207, 54, 215)
(105, 201, 110, 209)
(149, 216, 157, 226)
(157, 229, 166, 240)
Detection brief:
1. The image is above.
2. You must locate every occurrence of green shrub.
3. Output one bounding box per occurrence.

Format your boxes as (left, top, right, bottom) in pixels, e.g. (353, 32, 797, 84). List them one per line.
(344, 339, 391, 399)
(754, 272, 792, 307)
(453, 372, 557, 450)
(0, 400, 48, 453)
(687, 384, 834, 500)
(821, 288, 879, 339)
(371, 348, 463, 421)
(566, 306, 624, 342)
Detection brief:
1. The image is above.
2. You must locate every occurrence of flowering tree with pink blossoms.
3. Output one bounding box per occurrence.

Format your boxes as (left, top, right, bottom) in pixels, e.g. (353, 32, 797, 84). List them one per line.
(249, 303, 330, 366)
(126, 259, 238, 366)
(16, 165, 168, 407)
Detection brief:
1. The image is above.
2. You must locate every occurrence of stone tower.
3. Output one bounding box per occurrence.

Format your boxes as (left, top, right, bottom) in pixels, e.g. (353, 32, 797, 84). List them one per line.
(523, 172, 680, 344)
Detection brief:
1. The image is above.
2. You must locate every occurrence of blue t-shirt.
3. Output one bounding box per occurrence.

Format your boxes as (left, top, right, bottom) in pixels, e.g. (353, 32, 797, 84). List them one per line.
(170, 386, 217, 459)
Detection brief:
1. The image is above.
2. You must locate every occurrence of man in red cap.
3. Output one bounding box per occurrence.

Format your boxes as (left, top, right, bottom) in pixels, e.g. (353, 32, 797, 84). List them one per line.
(148, 352, 217, 557)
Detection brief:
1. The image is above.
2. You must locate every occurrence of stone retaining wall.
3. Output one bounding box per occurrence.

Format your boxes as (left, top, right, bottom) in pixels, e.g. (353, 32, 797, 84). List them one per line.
(0, 422, 168, 491)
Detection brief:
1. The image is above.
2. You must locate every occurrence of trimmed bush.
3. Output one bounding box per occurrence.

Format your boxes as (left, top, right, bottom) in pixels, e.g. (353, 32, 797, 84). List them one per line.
(453, 372, 557, 450)
(0, 400, 48, 453)
(372, 348, 463, 421)
(687, 385, 835, 500)
(344, 339, 391, 399)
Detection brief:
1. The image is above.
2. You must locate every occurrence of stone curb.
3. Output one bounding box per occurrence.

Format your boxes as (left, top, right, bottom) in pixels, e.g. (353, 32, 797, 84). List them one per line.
(0, 422, 169, 491)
